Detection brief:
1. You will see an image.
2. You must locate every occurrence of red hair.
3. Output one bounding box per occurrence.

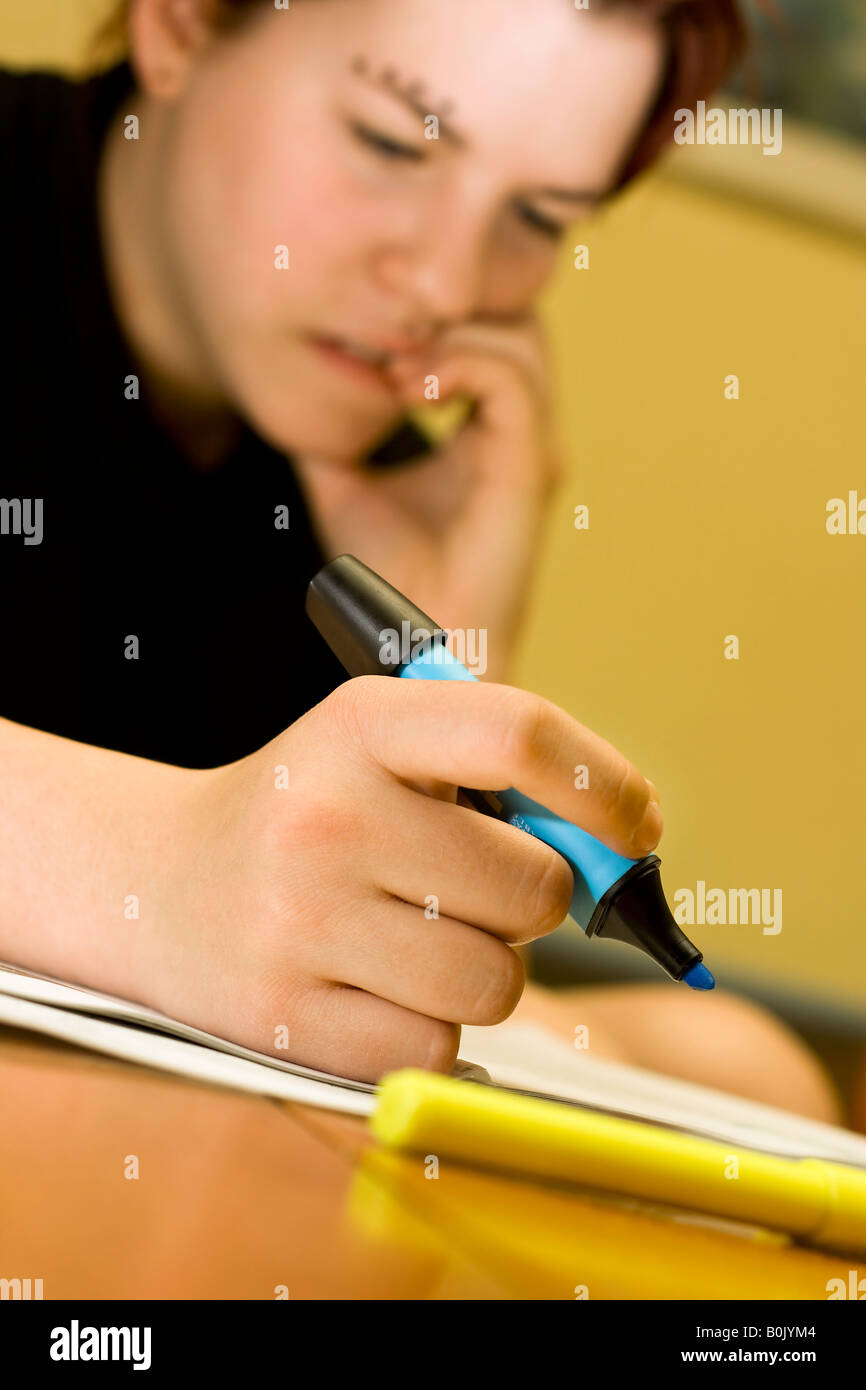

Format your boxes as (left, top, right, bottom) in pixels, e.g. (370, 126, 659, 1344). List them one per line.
(613, 0, 750, 188)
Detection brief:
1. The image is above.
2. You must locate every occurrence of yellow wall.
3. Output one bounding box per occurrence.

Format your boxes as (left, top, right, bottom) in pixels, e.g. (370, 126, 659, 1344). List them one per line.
(0, 0, 116, 73)
(4, 2, 865, 1003)
(526, 179, 866, 1003)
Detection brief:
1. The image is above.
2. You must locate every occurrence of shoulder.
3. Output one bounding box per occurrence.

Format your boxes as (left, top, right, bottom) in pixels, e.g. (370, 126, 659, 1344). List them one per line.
(0, 60, 134, 203)
(0, 64, 135, 476)
(0, 63, 81, 141)
(0, 61, 133, 304)
(0, 62, 74, 102)
(0, 66, 88, 250)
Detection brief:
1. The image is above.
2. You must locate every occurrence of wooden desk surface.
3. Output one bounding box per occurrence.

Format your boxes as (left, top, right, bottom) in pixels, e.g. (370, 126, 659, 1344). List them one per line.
(0, 1028, 854, 1301)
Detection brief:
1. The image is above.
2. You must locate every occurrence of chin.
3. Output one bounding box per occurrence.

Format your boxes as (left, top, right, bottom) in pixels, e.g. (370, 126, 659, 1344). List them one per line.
(242, 388, 404, 466)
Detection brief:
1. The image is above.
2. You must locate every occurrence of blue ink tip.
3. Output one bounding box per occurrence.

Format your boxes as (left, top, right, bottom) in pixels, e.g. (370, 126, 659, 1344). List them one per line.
(682, 962, 715, 991)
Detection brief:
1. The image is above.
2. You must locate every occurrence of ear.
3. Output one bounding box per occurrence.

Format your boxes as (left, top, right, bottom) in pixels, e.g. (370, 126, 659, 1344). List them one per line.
(126, 0, 224, 99)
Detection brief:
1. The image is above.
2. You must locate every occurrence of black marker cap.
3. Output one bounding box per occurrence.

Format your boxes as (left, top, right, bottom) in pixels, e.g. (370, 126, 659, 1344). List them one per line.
(306, 554, 447, 677)
(586, 857, 703, 981)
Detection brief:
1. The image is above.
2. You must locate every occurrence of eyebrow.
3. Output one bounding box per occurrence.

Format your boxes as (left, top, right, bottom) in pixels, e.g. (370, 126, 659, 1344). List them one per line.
(350, 56, 611, 205)
(350, 56, 465, 146)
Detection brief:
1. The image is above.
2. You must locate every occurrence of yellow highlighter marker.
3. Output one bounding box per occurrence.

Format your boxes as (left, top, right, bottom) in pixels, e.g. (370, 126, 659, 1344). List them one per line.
(372, 1069, 866, 1257)
(407, 395, 474, 447)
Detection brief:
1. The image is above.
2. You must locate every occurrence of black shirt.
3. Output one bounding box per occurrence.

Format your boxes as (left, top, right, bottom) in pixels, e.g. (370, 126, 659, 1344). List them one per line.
(0, 61, 423, 767)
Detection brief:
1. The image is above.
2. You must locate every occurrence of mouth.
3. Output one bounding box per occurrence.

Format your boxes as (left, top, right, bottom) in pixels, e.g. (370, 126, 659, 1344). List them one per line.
(308, 333, 398, 389)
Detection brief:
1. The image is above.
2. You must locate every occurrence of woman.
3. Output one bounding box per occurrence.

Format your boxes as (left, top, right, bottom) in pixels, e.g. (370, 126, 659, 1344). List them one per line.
(0, 0, 840, 1118)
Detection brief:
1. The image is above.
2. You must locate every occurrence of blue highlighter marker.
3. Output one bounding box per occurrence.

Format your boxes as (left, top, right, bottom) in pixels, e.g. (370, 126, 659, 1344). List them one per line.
(306, 555, 714, 990)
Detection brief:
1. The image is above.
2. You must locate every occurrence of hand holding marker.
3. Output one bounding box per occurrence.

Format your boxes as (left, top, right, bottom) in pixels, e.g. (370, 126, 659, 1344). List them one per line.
(307, 556, 714, 989)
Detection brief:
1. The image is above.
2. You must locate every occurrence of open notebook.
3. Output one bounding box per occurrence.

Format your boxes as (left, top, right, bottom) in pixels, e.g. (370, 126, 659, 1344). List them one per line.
(2, 959, 866, 1170)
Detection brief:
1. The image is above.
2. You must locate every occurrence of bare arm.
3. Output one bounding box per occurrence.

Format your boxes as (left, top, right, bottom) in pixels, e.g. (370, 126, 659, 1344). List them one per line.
(0, 715, 202, 1000)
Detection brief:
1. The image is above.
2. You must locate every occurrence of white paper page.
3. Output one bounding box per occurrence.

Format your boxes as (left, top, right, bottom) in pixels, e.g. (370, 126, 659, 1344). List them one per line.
(0, 962, 487, 1094)
(3, 962, 866, 1169)
(0, 991, 375, 1116)
(461, 1022, 866, 1169)
(0, 960, 377, 1093)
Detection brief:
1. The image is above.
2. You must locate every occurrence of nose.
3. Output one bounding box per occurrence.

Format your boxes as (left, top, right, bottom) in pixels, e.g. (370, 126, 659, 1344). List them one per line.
(371, 203, 488, 327)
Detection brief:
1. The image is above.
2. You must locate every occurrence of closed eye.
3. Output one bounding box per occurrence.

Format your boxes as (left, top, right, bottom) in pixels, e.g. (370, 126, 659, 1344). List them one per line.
(349, 119, 426, 163)
(349, 114, 567, 240)
(515, 202, 566, 240)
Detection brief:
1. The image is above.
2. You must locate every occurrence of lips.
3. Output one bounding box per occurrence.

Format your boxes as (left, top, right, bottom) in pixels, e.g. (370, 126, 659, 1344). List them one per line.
(307, 335, 395, 391)
(307, 329, 430, 393)
(316, 334, 392, 368)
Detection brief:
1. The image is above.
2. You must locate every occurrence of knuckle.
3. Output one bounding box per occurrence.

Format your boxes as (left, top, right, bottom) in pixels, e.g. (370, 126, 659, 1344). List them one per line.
(496, 687, 554, 776)
(526, 849, 574, 936)
(311, 790, 368, 848)
(469, 944, 525, 1025)
(600, 759, 651, 835)
(246, 967, 310, 1050)
(321, 675, 387, 742)
(275, 785, 365, 858)
(419, 1019, 461, 1073)
(308, 781, 342, 830)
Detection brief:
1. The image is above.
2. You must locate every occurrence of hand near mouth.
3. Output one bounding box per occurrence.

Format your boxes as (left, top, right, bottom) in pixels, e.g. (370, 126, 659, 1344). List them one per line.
(294, 314, 565, 680)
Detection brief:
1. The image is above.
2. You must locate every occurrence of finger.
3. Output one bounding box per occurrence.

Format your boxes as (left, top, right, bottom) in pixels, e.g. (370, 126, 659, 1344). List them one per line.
(391, 313, 547, 373)
(331, 677, 662, 859)
(318, 895, 526, 1024)
(398, 352, 543, 491)
(262, 977, 462, 1084)
(370, 780, 573, 941)
(398, 341, 540, 425)
(412, 317, 551, 403)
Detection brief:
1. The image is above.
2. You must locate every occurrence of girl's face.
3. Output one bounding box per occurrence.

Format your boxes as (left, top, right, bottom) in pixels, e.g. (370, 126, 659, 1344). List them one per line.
(144, 0, 664, 461)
